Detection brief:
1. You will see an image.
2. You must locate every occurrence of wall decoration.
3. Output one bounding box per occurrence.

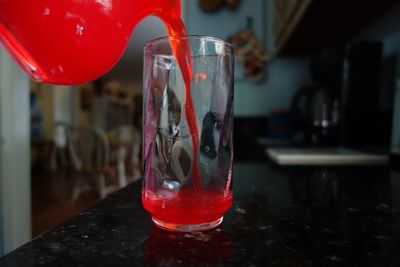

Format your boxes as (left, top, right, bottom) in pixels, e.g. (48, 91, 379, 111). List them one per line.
(186, 0, 267, 83)
(228, 18, 271, 83)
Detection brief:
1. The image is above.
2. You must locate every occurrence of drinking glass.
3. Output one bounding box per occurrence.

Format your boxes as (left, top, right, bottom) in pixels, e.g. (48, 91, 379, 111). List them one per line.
(142, 36, 234, 232)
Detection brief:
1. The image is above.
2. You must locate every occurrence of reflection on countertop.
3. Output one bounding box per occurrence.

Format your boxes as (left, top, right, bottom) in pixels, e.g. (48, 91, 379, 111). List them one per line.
(1, 162, 400, 266)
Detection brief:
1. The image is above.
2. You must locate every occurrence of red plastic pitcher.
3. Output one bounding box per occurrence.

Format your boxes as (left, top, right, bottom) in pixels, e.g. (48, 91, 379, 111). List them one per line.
(0, 0, 184, 85)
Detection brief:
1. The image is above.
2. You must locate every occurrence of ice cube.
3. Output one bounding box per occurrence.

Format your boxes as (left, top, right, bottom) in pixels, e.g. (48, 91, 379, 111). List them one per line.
(157, 180, 181, 200)
(162, 180, 181, 191)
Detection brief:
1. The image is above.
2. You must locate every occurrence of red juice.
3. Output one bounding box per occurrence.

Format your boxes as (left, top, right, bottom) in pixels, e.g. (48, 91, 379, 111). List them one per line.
(161, 18, 202, 194)
(142, 188, 233, 225)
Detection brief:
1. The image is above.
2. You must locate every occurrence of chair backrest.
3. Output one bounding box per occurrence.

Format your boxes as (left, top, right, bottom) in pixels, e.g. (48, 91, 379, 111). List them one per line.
(110, 125, 137, 143)
(70, 126, 110, 170)
(54, 122, 71, 148)
(110, 125, 141, 163)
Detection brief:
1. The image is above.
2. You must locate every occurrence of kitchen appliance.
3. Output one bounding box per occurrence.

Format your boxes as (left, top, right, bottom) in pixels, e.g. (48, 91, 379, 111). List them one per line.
(290, 84, 339, 146)
(291, 42, 393, 148)
(340, 42, 393, 148)
(272, 42, 394, 166)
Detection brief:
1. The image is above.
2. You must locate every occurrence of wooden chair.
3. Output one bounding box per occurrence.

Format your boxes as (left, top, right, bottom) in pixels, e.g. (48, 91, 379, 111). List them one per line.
(69, 126, 119, 200)
(50, 122, 78, 171)
(109, 125, 142, 184)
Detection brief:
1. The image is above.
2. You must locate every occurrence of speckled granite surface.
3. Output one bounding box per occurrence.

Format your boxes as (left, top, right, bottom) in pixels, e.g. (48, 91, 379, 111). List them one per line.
(2, 163, 400, 266)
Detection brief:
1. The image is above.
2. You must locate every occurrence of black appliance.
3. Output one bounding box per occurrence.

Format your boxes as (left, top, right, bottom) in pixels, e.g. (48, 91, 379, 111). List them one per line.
(290, 84, 339, 146)
(292, 42, 394, 148)
(340, 42, 393, 148)
(290, 48, 343, 146)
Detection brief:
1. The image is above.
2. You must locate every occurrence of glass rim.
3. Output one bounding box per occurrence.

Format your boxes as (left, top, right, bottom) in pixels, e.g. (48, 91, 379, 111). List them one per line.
(144, 35, 234, 50)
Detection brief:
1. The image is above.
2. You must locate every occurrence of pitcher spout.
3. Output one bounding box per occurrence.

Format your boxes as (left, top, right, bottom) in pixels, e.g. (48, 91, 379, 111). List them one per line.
(0, 23, 44, 82)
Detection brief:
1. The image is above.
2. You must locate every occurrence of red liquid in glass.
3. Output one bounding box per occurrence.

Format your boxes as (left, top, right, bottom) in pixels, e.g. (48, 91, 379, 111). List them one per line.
(141, 27, 229, 225)
(142, 189, 233, 225)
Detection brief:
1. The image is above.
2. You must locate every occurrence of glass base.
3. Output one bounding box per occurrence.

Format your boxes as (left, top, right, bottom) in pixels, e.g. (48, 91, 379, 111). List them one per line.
(152, 216, 223, 232)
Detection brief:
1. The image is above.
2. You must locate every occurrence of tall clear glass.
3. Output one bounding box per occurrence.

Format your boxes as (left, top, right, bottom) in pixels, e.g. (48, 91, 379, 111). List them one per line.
(142, 36, 234, 232)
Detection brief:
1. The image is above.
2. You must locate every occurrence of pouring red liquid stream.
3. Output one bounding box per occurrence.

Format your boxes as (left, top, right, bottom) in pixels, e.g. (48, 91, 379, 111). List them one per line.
(0, 0, 231, 224)
(161, 17, 202, 194)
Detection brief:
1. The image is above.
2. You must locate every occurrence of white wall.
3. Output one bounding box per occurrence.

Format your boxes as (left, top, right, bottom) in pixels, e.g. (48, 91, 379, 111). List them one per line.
(105, 0, 311, 116)
(184, 0, 311, 116)
(105, 16, 167, 83)
(0, 50, 31, 254)
(234, 58, 310, 115)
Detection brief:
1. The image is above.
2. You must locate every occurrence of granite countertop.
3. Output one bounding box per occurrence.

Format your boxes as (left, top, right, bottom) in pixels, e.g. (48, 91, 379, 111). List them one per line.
(2, 163, 400, 266)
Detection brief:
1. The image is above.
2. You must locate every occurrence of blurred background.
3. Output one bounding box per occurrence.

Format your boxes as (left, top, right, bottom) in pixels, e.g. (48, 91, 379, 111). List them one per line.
(0, 0, 400, 255)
